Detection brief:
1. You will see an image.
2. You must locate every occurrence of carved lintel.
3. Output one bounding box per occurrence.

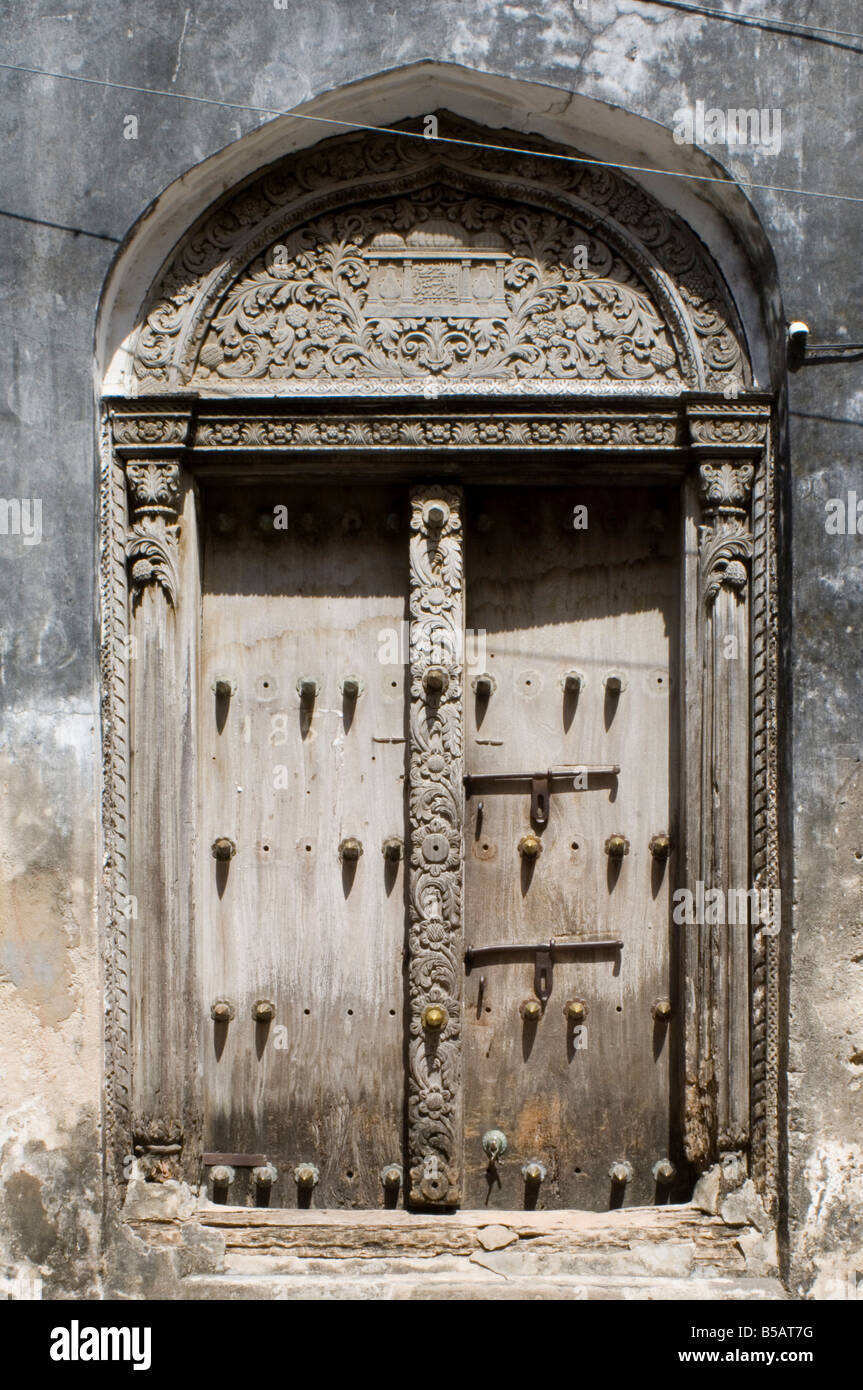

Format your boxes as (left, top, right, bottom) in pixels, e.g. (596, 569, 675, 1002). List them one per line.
(407, 487, 464, 1207)
(132, 1115, 184, 1183)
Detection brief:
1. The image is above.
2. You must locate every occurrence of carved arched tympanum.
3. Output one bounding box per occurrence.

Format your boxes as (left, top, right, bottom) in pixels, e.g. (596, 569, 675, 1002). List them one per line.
(128, 115, 748, 396)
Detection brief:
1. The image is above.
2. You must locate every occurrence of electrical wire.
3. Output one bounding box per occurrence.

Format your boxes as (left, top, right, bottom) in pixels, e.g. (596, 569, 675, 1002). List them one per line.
(0, 59, 862, 204)
(639, 0, 863, 45)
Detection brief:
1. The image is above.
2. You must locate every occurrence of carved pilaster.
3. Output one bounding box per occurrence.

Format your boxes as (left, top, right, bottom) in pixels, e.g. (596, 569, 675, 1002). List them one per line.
(108, 404, 201, 1182)
(407, 487, 465, 1206)
(684, 405, 767, 1169)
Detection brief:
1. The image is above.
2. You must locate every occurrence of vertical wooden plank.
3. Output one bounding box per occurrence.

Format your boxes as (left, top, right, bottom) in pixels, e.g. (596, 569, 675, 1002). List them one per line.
(407, 486, 465, 1207)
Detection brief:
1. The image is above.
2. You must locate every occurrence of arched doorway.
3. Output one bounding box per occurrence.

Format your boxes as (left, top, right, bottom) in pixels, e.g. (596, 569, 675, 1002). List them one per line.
(101, 110, 779, 1217)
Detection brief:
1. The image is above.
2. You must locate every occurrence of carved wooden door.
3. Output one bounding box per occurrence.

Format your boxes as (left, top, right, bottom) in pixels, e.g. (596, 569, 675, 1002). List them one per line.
(198, 482, 409, 1209)
(197, 476, 679, 1213)
(460, 485, 680, 1210)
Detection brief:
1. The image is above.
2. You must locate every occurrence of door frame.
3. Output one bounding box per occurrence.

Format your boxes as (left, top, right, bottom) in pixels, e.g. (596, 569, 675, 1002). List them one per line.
(100, 390, 780, 1214)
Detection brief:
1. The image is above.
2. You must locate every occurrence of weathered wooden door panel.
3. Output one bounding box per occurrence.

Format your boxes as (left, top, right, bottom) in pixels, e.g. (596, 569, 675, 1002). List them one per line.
(461, 486, 680, 1210)
(199, 484, 408, 1208)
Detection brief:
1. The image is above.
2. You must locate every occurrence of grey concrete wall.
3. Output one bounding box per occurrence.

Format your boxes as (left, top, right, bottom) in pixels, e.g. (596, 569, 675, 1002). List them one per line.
(0, 0, 860, 1297)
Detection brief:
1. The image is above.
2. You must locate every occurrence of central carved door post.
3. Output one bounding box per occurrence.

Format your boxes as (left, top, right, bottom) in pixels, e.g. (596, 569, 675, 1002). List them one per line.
(684, 403, 769, 1174)
(407, 487, 465, 1206)
(110, 404, 201, 1183)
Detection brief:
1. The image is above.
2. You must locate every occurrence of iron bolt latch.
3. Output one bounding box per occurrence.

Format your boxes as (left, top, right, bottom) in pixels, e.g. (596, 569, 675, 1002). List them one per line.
(609, 1161, 633, 1185)
(294, 1163, 320, 1190)
(251, 999, 276, 1023)
(521, 1160, 547, 1184)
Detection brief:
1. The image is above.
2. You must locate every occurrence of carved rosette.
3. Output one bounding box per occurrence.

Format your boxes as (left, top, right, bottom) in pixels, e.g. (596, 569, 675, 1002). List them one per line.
(407, 487, 464, 1205)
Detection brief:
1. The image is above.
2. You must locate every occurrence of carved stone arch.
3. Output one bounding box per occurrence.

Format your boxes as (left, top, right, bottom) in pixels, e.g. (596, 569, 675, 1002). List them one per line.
(127, 115, 750, 397)
(101, 108, 780, 1226)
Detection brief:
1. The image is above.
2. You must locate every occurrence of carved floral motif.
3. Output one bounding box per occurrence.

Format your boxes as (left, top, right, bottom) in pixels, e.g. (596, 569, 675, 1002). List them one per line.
(124, 461, 181, 608)
(131, 119, 748, 393)
(193, 411, 682, 450)
(408, 487, 464, 1205)
(698, 460, 755, 604)
(195, 193, 682, 386)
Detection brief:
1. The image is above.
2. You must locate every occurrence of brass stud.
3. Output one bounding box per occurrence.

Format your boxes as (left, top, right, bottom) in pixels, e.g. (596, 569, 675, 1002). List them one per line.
(521, 1160, 547, 1183)
(211, 677, 236, 699)
(604, 834, 629, 859)
(339, 837, 363, 862)
(253, 1163, 278, 1188)
(425, 504, 446, 529)
(652, 997, 673, 1022)
(520, 998, 542, 1022)
(340, 674, 363, 699)
(294, 1163, 319, 1189)
(564, 998, 588, 1024)
(297, 675, 319, 702)
(652, 1158, 676, 1185)
(649, 834, 672, 861)
(423, 666, 449, 696)
(380, 1164, 403, 1190)
(421, 1004, 448, 1031)
(609, 1161, 633, 1185)
(561, 669, 585, 694)
(210, 998, 235, 1023)
(381, 836, 403, 862)
(210, 1164, 235, 1188)
(518, 833, 542, 859)
(252, 999, 276, 1023)
(471, 672, 496, 697)
(211, 837, 236, 861)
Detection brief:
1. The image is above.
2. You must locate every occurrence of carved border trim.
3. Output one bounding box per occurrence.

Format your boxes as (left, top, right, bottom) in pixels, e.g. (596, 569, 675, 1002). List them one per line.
(100, 397, 780, 1211)
(190, 410, 686, 453)
(407, 487, 464, 1206)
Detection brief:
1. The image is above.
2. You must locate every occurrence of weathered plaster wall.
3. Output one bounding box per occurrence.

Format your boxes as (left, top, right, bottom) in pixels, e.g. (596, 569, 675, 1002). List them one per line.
(0, 0, 860, 1297)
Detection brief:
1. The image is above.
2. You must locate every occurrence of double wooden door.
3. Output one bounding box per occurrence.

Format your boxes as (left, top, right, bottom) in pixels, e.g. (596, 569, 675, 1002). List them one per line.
(198, 480, 680, 1210)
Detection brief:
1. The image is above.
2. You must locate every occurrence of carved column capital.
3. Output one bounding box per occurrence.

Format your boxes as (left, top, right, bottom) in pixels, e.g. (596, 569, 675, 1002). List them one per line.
(109, 406, 194, 610)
